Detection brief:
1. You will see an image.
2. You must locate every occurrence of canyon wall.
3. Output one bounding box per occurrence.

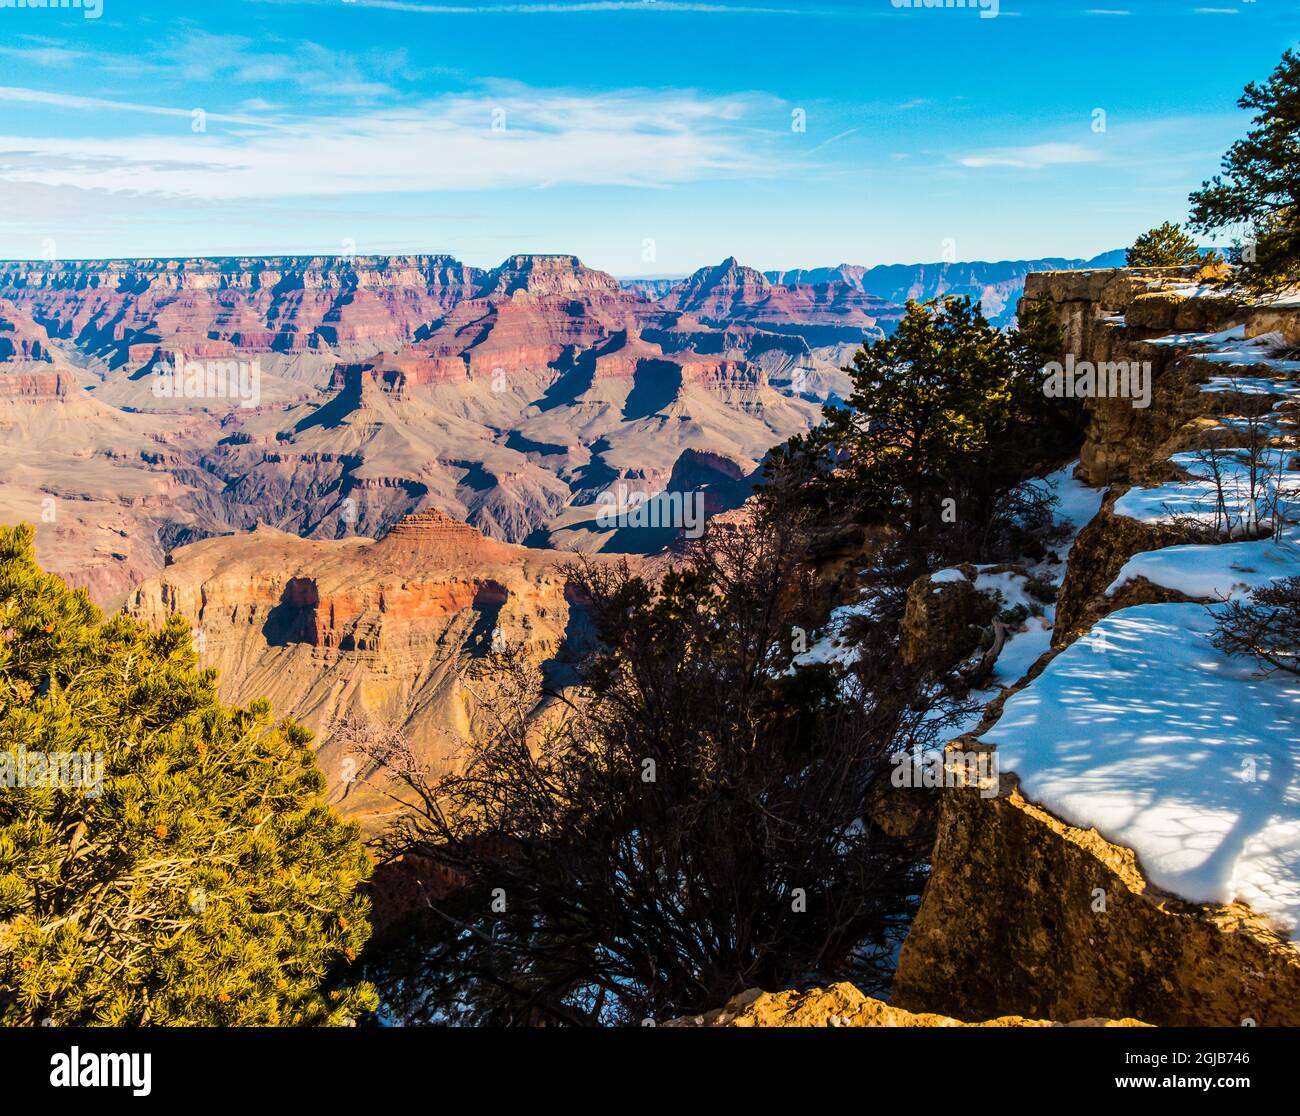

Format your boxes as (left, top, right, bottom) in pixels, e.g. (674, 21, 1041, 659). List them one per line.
(0, 253, 877, 604)
(127, 509, 625, 828)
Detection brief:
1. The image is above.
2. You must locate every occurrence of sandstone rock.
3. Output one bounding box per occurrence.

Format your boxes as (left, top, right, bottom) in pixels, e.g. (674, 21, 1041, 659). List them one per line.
(1125, 290, 1187, 332)
(898, 567, 998, 673)
(1023, 266, 1198, 307)
(1052, 495, 1211, 644)
(483, 254, 622, 298)
(1019, 281, 1249, 488)
(667, 982, 1148, 1027)
(660, 257, 902, 344)
(125, 512, 635, 824)
(0, 305, 54, 362)
(1245, 298, 1300, 346)
(893, 772, 1300, 1027)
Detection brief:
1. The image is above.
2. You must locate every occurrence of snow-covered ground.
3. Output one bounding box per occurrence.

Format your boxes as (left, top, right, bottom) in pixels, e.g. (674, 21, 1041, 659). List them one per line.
(790, 462, 1106, 765)
(1107, 536, 1300, 601)
(938, 464, 1104, 688)
(1112, 448, 1300, 537)
(796, 462, 1104, 686)
(986, 603, 1300, 940)
(1201, 376, 1300, 397)
(912, 464, 1105, 738)
(790, 596, 878, 671)
(1148, 325, 1300, 376)
(1024, 463, 1108, 555)
(986, 323, 1300, 938)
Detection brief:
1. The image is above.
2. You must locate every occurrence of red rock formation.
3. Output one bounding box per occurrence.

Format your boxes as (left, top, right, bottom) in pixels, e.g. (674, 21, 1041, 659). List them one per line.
(661, 256, 774, 317)
(330, 351, 470, 394)
(126, 513, 637, 821)
(0, 369, 70, 399)
(0, 250, 863, 582)
(0, 305, 54, 363)
(481, 253, 623, 298)
(0, 255, 484, 364)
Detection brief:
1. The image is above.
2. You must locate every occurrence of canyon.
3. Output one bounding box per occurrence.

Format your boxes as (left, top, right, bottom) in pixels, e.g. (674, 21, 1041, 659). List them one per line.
(4, 249, 1299, 1026)
(126, 508, 632, 826)
(0, 248, 912, 815)
(0, 249, 1109, 610)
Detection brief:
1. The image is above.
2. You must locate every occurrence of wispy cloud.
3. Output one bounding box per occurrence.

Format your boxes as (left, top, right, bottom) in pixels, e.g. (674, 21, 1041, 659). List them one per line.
(807, 126, 861, 153)
(0, 43, 92, 66)
(957, 142, 1102, 169)
(0, 86, 785, 200)
(0, 29, 425, 102)
(0, 87, 278, 128)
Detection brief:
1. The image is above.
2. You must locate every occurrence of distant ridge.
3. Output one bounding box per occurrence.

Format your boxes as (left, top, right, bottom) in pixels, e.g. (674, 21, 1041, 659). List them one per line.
(762, 250, 1126, 289)
(621, 250, 1128, 327)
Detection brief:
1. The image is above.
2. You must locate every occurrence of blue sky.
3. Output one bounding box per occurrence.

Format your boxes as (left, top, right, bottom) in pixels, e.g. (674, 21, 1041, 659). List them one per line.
(0, 0, 1294, 273)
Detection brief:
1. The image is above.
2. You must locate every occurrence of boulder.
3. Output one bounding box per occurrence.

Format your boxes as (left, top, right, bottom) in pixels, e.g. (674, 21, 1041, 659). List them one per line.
(1245, 298, 1300, 346)
(898, 568, 998, 674)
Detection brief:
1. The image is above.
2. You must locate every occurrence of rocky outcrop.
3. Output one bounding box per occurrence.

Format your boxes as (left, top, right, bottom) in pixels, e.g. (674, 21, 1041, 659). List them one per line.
(661, 257, 775, 317)
(331, 351, 469, 394)
(482, 254, 622, 298)
(893, 770, 1300, 1026)
(1051, 492, 1210, 644)
(898, 568, 998, 673)
(1021, 268, 1248, 486)
(0, 368, 70, 399)
(667, 982, 1148, 1027)
(1245, 295, 1300, 344)
(0, 306, 54, 362)
(889, 270, 1300, 1027)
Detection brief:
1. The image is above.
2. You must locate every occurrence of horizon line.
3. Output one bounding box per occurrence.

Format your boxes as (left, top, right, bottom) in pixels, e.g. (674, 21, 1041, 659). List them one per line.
(0, 247, 1134, 277)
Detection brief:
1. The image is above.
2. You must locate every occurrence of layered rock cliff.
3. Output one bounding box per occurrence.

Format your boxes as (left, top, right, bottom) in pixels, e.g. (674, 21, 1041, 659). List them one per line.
(0, 253, 868, 597)
(126, 510, 631, 826)
(667, 983, 1147, 1028)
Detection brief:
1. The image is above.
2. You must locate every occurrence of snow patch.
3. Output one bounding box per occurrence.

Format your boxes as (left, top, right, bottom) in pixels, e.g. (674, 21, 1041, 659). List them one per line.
(1107, 537, 1300, 601)
(1112, 449, 1300, 537)
(986, 603, 1300, 940)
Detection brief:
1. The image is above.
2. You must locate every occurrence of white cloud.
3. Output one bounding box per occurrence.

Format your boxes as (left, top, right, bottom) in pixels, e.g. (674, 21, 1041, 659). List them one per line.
(0, 87, 278, 127)
(957, 142, 1102, 169)
(0, 30, 420, 101)
(0, 87, 783, 200)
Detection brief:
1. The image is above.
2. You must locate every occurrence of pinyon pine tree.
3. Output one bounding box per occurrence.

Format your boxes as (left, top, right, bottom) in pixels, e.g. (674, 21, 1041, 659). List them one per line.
(1189, 49, 1300, 292)
(770, 295, 1071, 568)
(0, 524, 376, 1025)
(1125, 222, 1205, 268)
